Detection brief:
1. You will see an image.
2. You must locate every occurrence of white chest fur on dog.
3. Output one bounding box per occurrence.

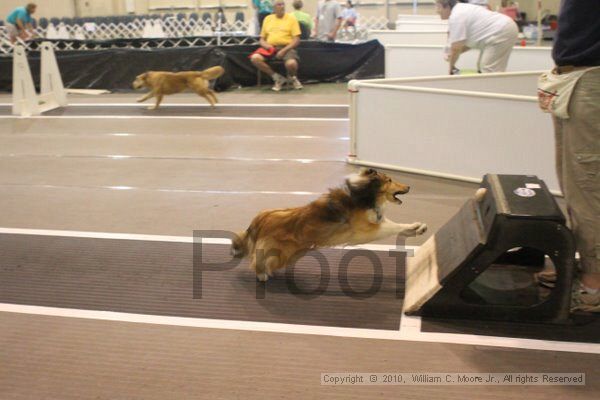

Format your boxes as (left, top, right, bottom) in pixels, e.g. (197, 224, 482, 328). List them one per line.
(366, 206, 384, 224)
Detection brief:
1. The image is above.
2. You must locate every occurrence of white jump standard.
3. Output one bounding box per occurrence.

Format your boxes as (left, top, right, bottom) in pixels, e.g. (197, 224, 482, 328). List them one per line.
(12, 41, 67, 117)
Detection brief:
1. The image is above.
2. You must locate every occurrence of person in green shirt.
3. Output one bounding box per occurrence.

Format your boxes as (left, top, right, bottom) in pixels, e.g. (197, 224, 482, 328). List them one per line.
(291, 0, 313, 37)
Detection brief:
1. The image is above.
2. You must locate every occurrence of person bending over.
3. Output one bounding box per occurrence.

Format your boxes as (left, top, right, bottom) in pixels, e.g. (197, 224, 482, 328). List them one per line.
(436, 0, 518, 74)
(250, 0, 302, 91)
(461, 0, 490, 8)
(6, 3, 37, 44)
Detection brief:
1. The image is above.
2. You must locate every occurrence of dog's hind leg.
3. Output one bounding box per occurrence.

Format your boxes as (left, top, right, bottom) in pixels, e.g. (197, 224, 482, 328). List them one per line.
(249, 256, 276, 282)
(196, 89, 216, 107)
(192, 78, 218, 107)
(207, 90, 218, 105)
(137, 92, 153, 103)
(203, 92, 216, 107)
(251, 243, 283, 282)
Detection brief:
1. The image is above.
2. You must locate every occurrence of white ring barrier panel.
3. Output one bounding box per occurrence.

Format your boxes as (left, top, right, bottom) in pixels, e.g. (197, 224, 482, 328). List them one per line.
(396, 14, 440, 23)
(395, 20, 448, 31)
(12, 42, 67, 117)
(347, 72, 560, 194)
(384, 45, 553, 78)
(368, 30, 448, 46)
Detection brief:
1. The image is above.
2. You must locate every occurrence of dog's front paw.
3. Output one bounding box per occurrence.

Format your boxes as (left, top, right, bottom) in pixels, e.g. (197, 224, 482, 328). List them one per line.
(136, 97, 145, 103)
(415, 222, 428, 235)
(406, 222, 427, 236)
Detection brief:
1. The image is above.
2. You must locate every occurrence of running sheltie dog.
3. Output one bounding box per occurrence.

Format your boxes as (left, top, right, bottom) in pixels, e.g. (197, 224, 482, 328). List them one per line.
(232, 168, 427, 281)
(132, 66, 224, 110)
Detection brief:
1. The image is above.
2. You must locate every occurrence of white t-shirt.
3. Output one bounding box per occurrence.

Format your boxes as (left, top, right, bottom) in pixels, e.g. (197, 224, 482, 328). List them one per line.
(448, 3, 514, 49)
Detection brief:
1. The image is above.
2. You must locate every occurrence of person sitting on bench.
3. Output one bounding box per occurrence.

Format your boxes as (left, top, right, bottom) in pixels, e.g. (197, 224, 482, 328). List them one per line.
(250, 0, 303, 91)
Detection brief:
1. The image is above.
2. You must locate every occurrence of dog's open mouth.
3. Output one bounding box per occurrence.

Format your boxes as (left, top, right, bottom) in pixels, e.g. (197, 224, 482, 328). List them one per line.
(393, 192, 404, 204)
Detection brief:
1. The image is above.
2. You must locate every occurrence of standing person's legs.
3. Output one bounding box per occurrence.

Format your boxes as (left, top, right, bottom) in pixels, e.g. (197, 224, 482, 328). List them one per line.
(562, 69, 600, 277)
(557, 68, 600, 310)
(479, 21, 519, 73)
(553, 116, 565, 192)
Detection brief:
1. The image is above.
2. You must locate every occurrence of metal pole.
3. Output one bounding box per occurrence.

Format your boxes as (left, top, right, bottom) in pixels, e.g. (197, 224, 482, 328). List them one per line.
(413, 0, 418, 15)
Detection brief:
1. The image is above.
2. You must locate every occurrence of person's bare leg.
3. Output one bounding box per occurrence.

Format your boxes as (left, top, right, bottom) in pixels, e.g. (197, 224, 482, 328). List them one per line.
(285, 59, 298, 77)
(250, 54, 275, 77)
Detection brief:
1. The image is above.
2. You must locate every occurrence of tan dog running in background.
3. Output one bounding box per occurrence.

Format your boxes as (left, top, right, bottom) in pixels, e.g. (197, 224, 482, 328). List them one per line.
(132, 66, 225, 110)
(232, 168, 428, 281)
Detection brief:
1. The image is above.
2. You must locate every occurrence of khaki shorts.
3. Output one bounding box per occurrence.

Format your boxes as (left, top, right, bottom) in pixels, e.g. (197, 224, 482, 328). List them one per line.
(5, 23, 19, 41)
(275, 47, 299, 62)
(254, 47, 298, 62)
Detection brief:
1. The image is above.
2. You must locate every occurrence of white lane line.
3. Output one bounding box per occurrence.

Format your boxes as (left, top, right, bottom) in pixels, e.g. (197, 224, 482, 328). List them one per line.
(0, 183, 469, 201)
(0, 182, 466, 201)
(398, 318, 600, 354)
(0, 227, 198, 243)
(0, 116, 349, 122)
(0, 303, 597, 355)
(398, 312, 422, 335)
(0, 228, 418, 252)
(0, 184, 325, 196)
(0, 132, 350, 140)
(0, 103, 349, 108)
(0, 154, 343, 163)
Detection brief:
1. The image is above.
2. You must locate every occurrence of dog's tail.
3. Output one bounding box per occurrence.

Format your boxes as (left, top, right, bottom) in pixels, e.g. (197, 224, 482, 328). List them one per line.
(231, 228, 252, 258)
(197, 66, 225, 81)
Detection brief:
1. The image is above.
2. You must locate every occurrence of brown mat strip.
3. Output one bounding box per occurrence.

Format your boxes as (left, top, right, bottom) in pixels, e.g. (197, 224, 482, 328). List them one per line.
(1, 233, 596, 342)
(0, 234, 404, 330)
(421, 316, 600, 343)
(0, 105, 348, 119)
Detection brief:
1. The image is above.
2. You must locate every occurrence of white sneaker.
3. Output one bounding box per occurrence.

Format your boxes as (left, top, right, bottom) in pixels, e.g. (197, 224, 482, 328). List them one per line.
(271, 73, 285, 92)
(289, 76, 303, 90)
